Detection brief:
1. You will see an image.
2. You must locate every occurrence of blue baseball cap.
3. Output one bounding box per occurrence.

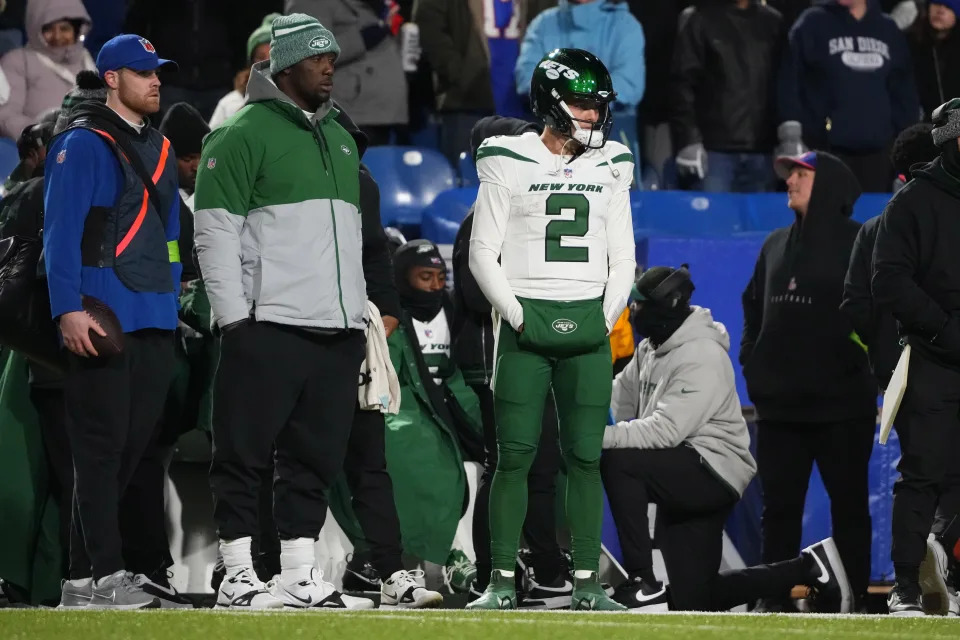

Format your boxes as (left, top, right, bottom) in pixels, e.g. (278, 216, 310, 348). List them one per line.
(96, 34, 178, 77)
(774, 150, 817, 179)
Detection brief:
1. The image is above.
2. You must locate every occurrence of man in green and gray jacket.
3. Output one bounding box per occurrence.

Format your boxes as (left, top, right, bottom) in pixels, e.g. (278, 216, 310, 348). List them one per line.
(194, 13, 371, 611)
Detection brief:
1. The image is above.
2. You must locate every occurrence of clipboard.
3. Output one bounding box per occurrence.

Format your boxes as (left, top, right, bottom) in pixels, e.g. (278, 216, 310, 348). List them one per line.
(880, 344, 911, 445)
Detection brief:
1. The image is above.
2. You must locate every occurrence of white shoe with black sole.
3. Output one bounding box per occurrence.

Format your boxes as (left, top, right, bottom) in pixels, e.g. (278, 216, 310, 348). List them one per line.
(610, 577, 669, 613)
(380, 569, 443, 609)
(132, 573, 193, 609)
(216, 567, 285, 610)
(267, 568, 375, 610)
(920, 534, 952, 616)
(802, 537, 852, 613)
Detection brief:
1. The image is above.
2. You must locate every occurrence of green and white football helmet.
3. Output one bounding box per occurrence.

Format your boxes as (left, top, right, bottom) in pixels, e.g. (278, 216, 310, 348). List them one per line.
(530, 48, 617, 149)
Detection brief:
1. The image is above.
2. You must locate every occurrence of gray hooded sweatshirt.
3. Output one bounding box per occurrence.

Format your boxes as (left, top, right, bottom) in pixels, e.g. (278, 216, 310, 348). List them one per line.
(604, 306, 757, 497)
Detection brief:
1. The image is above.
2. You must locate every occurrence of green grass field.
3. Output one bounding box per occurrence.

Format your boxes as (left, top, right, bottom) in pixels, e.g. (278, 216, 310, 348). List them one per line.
(1, 609, 958, 640)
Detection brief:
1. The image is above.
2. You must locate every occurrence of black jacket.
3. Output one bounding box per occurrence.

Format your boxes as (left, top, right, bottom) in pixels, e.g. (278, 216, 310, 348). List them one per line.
(908, 21, 960, 122)
(872, 155, 960, 370)
(841, 215, 899, 388)
(414, 0, 495, 112)
(452, 116, 540, 384)
(741, 152, 876, 422)
(670, 0, 784, 153)
(335, 104, 401, 320)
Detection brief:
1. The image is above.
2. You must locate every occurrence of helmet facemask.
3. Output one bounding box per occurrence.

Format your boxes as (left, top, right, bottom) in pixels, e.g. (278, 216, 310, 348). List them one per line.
(550, 89, 614, 149)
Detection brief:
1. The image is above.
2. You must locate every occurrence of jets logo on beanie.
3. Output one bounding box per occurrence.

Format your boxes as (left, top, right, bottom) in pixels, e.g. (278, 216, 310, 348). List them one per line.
(269, 13, 340, 75)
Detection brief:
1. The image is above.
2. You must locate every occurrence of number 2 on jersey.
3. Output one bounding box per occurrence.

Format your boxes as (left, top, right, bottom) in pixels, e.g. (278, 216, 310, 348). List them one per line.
(544, 193, 589, 263)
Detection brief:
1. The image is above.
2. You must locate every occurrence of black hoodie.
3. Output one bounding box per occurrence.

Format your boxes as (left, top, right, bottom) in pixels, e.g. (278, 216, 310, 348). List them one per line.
(872, 147, 960, 370)
(741, 152, 876, 423)
(452, 116, 542, 385)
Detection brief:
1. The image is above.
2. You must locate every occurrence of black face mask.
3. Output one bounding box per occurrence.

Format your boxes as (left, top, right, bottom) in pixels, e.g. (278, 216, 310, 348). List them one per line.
(631, 303, 691, 347)
(400, 287, 444, 322)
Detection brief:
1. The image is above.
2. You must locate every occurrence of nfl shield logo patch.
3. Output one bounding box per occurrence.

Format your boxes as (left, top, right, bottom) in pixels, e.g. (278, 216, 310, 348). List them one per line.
(139, 38, 156, 53)
(563, 167, 573, 179)
(56, 149, 66, 164)
(207, 157, 216, 169)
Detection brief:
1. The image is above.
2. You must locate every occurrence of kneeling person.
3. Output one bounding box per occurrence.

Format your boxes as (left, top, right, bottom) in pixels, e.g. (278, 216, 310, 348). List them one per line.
(601, 266, 854, 613)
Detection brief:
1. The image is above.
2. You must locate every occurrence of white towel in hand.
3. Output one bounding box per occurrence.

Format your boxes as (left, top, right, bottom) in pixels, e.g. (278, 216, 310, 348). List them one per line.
(359, 301, 401, 414)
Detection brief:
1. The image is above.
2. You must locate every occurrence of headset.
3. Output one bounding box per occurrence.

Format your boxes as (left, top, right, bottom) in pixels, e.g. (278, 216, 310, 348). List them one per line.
(637, 264, 694, 309)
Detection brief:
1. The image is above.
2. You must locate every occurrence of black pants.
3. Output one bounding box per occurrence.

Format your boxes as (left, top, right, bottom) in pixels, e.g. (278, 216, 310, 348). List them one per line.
(64, 329, 176, 579)
(210, 323, 365, 541)
(29, 387, 72, 573)
(892, 354, 960, 581)
(472, 383, 563, 589)
(602, 446, 811, 611)
(344, 406, 404, 579)
(756, 418, 875, 600)
(120, 339, 210, 577)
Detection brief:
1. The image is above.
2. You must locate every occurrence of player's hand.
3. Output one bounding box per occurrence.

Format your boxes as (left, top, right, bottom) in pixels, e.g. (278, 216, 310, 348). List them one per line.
(517, 323, 524, 334)
(382, 315, 399, 338)
(59, 310, 106, 358)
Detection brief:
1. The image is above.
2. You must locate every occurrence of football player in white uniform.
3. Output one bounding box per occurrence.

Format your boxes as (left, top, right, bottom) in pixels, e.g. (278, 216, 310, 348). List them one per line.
(467, 48, 635, 611)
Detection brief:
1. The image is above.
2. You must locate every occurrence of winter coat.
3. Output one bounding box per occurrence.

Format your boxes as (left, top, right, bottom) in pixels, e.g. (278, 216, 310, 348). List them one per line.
(384, 310, 483, 563)
(604, 307, 758, 498)
(413, 0, 494, 113)
(286, 0, 408, 126)
(907, 21, 960, 121)
(514, 0, 646, 115)
(778, 0, 919, 152)
(194, 61, 366, 330)
(872, 154, 960, 371)
(841, 215, 900, 388)
(741, 152, 877, 422)
(0, 0, 94, 138)
(670, 0, 784, 153)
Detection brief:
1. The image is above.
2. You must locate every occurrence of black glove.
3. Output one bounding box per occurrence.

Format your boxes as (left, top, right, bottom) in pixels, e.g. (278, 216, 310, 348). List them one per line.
(360, 23, 390, 50)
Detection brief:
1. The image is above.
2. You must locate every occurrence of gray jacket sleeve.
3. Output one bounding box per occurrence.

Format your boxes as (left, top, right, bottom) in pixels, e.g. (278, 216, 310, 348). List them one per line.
(604, 344, 725, 450)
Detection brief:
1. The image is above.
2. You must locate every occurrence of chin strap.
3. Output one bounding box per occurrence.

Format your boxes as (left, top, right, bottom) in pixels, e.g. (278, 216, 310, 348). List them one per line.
(552, 90, 619, 179)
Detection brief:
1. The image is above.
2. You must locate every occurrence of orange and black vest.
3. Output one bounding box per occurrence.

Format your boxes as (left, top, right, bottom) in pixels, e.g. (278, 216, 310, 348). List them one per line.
(62, 114, 178, 294)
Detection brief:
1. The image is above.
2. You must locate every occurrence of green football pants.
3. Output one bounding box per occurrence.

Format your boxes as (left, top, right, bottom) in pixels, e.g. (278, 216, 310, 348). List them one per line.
(488, 302, 612, 573)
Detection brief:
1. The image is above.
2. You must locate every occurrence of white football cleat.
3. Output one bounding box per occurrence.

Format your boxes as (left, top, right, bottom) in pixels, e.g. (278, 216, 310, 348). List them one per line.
(268, 568, 375, 610)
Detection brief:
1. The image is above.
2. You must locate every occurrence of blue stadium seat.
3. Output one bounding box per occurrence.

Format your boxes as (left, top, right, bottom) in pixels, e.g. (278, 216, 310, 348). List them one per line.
(0, 137, 19, 183)
(631, 191, 745, 237)
(363, 146, 456, 227)
(420, 186, 478, 246)
(458, 151, 478, 187)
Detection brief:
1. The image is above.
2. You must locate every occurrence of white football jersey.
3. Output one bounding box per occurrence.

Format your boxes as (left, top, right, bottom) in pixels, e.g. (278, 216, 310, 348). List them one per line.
(469, 131, 636, 331)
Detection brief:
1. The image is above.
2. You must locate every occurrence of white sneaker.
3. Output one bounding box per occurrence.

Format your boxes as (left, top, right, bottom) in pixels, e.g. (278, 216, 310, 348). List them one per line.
(380, 569, 443, 609)
(132, 572, 193, 608)
(267, 568, 375, 610)
(216, 567, 285, 610)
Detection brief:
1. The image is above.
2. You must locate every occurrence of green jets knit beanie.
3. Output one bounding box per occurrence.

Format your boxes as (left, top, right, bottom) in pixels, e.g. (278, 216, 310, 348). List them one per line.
(269, 13, 340, 75)
(247, 12, 280, 63)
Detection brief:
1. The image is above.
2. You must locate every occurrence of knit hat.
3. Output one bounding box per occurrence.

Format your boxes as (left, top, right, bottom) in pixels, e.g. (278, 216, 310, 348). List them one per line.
(269, 13, 340, 74)
(247, 12, 280, 63)
(931, 98, 960, 147)
(55, 70, 107, 133)
(60, 70, 107, 111)
(931, 0, 960, 17)
(159, 102, 211, 157)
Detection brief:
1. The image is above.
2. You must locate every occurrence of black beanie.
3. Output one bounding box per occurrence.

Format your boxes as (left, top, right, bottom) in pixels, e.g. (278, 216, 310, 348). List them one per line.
(159, 102, 211, 157)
